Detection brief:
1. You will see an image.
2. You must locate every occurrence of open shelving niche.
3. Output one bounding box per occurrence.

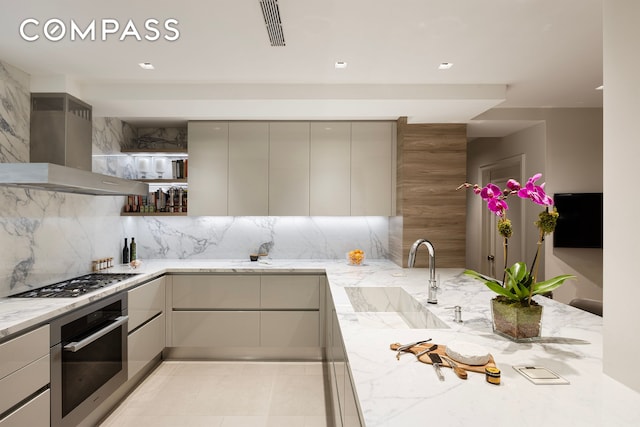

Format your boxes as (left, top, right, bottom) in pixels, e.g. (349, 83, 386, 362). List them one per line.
(118, 149, 188, 216)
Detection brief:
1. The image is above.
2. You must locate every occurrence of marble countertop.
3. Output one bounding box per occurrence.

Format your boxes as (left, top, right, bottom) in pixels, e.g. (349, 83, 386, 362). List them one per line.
(0, 259, 329, 338)
(1, 259, 639, 426)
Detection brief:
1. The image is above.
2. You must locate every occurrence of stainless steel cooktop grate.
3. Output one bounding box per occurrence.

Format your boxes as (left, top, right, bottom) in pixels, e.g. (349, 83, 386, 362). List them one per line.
(10, 273, 139, 298)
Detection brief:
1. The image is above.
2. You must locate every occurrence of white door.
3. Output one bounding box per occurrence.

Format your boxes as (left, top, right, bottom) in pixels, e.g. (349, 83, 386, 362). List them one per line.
(482, 163, 523, 279)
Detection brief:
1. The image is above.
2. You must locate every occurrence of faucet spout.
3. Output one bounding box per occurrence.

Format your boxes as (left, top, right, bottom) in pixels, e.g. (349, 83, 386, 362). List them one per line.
(407, 239, 438, 304)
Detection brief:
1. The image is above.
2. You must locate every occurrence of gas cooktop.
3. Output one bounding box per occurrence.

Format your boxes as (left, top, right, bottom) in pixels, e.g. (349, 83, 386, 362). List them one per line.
(10, 273, 139, 298)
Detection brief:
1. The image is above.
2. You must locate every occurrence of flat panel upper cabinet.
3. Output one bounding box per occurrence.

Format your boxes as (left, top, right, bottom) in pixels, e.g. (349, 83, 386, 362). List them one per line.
(187, 121, 228, 216)
(351, 122, 393, 216)
(228, 122, 269, 216)
(310, 122, 351, 215)
(269, 122, 310, 215)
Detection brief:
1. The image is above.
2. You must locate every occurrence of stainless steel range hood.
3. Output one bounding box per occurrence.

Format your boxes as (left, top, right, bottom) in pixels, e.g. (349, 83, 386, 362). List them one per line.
(0, 163, 148, 195)
(0, 93, 148, 196)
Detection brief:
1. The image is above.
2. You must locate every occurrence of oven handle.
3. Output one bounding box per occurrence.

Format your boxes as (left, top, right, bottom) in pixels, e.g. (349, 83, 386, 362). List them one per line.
(63, 315, 129, 353)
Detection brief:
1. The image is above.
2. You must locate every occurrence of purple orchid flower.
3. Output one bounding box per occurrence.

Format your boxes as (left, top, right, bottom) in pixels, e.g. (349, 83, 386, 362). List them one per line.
(480, 183, 501, 201)
(506, 179, 521, 191)
(480, 183, 509, 216)
(517, 173, 554, 206)
(488, 198, 509, 216)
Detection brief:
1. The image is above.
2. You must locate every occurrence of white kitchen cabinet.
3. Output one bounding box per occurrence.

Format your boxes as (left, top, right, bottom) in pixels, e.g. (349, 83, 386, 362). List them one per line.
(0, 324, 48, 381)
(261, 275, 320, 309)
(326, 284, 363, 426)
(261, 275, 321, 348)
(343, 365, 363, 427)
(128, 276, 166, 332)
(269, 122, 310, 215)
(260, 274, 321, 349)
(0, 325, 50, 427)
(128, 313, 165, 380)
(172, 311, 261, 347)
(127, 276, 166, 379)
(167, 274, 323, 358)
(310, 122, 351, 215)
(172, 275, 260, 309)
(187, 120, 394, 216)
(170, 274, 262, 348)
(228, 122, 269, 216)
(351, 122, 394, 216)
(261, 311, 320, 346)
(0, 389, 49, 427)
(187, 121, 229, 216)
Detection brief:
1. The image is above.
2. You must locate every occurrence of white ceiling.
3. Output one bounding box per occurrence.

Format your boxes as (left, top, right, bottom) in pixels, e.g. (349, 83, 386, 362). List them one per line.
(0, 0, 603, 137)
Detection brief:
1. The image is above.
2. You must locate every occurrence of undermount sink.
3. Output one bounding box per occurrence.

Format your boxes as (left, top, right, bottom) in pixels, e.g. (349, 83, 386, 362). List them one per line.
(344, 287, 449, 329)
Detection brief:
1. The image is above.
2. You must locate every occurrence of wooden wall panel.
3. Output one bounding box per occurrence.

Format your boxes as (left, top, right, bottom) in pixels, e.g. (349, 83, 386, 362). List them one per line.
(392, 119, 467, 268)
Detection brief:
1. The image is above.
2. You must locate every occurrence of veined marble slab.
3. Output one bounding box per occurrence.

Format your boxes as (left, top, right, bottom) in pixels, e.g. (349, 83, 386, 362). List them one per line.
(0, 259, 637, 426)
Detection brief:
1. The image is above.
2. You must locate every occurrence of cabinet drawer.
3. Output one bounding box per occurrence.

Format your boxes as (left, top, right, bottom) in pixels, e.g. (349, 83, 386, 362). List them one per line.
(0, 389, 49, 427)
(261, 312, 320, 347)
(173, 275, 260, 309)
(128, 276, 166, 332)
(172, 311, 260, 347)
(128, 313, 165, 380)
(261, 275, 320, 309)
(0, 354, 49, 416)
(0, 325, 49, 380)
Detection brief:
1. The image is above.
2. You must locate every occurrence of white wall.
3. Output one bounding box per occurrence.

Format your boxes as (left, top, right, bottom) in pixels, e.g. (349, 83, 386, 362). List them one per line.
(543, 109, 603, 303)
(603, 0, 640, 393)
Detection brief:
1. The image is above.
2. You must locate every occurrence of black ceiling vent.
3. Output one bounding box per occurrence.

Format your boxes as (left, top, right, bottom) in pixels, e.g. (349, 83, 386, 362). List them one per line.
(260, 0, 286, 46)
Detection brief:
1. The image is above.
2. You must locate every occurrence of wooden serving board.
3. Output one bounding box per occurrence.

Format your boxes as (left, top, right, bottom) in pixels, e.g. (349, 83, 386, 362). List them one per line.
(390, 342, 496, 374)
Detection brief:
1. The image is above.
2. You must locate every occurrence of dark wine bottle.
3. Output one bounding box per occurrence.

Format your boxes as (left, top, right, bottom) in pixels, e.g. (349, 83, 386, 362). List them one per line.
(122, 238, 130, 264)
(130, 237, 137, 261)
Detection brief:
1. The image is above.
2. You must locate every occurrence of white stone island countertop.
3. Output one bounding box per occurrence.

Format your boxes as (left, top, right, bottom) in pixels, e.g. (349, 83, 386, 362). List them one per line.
(1, 259, 639, 426)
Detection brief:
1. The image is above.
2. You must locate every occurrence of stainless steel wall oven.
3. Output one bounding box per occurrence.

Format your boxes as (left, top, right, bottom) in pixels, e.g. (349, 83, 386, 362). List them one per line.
(50, 292, 128, 427)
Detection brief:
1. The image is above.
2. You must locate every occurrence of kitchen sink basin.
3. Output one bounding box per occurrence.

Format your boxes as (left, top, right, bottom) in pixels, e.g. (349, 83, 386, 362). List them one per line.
(344, 287, 449, 329)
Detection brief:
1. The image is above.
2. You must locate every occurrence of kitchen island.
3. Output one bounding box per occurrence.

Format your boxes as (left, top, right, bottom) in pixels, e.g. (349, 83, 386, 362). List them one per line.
(1, 259, 639, 426)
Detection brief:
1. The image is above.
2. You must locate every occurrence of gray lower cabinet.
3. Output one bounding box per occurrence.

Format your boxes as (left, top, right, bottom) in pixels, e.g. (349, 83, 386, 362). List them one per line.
(172, 311, 260, 347)
(127, 276, 166, 379)
(326, 282, 363, 427)
(0, 325, 50, 427)
(0, 389, 49, 427)
(261, 311, 320, 347)
(168, 274, 322, 358)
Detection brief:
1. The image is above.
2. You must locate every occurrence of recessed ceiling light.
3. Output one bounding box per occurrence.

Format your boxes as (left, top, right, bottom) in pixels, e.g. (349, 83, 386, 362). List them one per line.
(438, 62, 453, 70)
(335, 61, 347, 69)
(138, 62, 155, 70)
(596, 85, 603, 90)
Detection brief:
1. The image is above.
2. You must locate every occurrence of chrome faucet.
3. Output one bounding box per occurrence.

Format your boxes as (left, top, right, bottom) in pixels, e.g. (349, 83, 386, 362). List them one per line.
(407, 239, 438, 304)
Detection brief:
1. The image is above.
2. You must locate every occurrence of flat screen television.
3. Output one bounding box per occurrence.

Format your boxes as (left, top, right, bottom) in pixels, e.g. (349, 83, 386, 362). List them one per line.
(553, 193, 603, 248)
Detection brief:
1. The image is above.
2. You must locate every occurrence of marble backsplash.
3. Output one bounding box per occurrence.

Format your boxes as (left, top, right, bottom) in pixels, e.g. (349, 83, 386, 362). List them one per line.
(0, 59, 390, 296)
(128, 215, 388, 261)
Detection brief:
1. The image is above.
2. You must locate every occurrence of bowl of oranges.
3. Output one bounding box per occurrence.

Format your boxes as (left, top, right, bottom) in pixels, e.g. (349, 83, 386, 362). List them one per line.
(347, 249, 365, 266)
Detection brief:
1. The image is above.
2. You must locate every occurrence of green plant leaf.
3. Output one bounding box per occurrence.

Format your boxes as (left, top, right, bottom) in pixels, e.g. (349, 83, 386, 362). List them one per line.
(504, 264, 531, 299)
(464, 269, 519, 301)
(532, 274, 576, 295)
(463, 269, 497, 284)
(465, 267, 573, 304)
(508, 262, 528, 283)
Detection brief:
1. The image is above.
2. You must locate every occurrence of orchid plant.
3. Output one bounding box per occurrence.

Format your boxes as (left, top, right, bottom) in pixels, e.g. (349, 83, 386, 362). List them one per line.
(458, 173, 575, 306)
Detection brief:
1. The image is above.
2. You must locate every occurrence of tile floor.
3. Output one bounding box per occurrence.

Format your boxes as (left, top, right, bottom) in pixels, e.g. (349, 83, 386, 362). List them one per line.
(99, 361, 332, 427)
